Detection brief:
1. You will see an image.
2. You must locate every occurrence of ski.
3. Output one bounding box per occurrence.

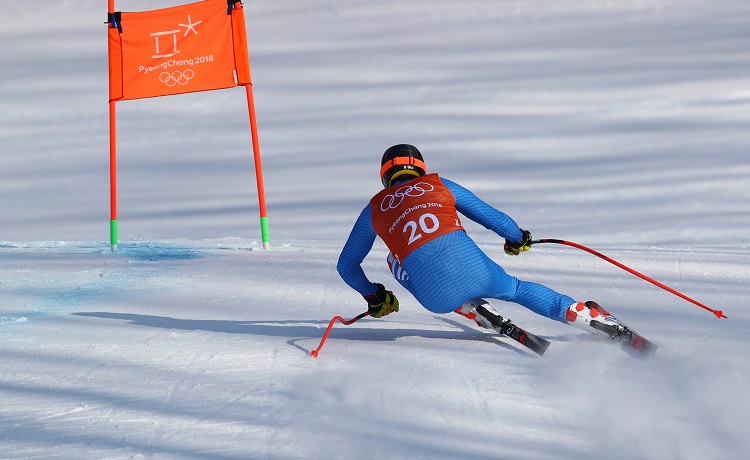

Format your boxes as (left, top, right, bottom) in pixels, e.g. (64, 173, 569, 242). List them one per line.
(456, 299, 655, 358)
(456, 305, 550, 356)
(590, 320, 658, 358)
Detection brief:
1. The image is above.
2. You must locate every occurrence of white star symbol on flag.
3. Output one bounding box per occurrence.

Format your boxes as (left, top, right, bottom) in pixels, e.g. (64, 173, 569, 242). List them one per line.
(179, 15, 202, 37)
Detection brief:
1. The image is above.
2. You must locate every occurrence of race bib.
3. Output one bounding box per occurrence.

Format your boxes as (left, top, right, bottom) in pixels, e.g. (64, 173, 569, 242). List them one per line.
(371, 174, 464, 262)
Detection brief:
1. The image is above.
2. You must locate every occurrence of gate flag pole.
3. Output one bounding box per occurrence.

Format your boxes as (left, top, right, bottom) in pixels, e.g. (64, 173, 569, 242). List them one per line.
(245, 83, 269, 249)
(232, 1, 269, 249)
(107, 0, 118, 252)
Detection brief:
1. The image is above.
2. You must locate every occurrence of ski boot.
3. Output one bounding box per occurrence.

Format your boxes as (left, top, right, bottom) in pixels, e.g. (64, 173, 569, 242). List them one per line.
(456, 298, 505, 330)
(455, 298, 550, 355)
(565, 301, 625, 338)
(566, 301, 657, 357)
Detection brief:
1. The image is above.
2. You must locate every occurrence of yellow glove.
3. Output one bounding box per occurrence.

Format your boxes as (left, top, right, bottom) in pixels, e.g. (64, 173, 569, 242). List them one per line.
(365, 283, 399, 318)
(504, 229, 532, 256)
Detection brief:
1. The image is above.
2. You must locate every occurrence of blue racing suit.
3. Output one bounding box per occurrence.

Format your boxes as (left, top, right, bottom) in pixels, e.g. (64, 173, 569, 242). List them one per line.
(337, 176, 573, 321)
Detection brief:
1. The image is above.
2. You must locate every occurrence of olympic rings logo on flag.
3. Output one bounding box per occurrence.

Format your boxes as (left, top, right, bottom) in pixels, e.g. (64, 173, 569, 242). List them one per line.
(380, 182, 434, 211)
(159, 69, 195, 86)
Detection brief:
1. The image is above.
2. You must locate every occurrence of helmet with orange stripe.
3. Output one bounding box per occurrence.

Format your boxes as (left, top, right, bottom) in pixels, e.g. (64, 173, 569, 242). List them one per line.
(380, 144, 427, 188)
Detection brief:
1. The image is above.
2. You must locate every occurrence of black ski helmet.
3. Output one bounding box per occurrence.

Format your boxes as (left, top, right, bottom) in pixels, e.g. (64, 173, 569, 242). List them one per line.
(379, 144, 427, 188)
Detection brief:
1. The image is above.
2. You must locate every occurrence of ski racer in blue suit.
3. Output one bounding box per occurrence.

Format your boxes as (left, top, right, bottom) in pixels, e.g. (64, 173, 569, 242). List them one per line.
(337, 144, 623, 338)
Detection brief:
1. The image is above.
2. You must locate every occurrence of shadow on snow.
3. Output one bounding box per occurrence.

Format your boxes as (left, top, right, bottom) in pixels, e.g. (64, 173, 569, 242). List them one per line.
(72, 311, 536, 357)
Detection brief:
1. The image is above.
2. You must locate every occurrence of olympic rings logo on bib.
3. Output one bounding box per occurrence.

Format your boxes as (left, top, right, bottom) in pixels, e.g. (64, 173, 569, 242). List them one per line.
(380, 182, 434, 211)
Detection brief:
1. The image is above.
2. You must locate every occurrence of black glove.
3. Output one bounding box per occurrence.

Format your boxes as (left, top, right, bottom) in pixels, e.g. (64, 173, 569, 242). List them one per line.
(364, 283, 399, 318)
(504, 229, 532, 256)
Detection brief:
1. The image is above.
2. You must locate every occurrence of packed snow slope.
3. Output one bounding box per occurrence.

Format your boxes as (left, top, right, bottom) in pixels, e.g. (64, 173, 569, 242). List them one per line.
(1, 1, 749, 459)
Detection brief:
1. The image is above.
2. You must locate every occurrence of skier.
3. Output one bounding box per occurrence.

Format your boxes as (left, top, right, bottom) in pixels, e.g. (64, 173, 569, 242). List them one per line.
(337, 144, 626, 341)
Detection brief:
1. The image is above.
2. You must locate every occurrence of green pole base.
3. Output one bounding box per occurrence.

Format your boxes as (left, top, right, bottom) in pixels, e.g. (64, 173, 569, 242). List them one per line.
(110, 219, 118, 252)
(260, 216, 270, 249)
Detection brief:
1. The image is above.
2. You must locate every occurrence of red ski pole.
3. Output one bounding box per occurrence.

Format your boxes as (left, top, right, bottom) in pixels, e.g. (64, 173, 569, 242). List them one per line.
(531, 239, 726, 319)
(310, 311, 370, 358)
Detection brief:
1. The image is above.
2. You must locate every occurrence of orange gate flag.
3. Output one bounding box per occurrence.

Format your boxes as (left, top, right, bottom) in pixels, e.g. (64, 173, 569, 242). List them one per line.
(108, 0, 251, 101)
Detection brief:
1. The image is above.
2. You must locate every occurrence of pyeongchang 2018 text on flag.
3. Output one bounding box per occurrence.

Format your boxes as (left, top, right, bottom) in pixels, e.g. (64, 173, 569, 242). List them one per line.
(108, 0, 251, 101)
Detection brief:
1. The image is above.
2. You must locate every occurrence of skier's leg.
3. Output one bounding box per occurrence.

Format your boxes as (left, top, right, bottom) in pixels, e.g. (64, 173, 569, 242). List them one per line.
(443, 241, 577, 322)
(512, 282, 626, 337)
(507, 280, 575, 323)
(407, 232, 627, 338)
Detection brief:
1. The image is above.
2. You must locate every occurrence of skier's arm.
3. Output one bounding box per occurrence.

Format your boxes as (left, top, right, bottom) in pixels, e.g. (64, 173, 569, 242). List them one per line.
(441, 177, 524, 242)
(337, 204, 380, 297)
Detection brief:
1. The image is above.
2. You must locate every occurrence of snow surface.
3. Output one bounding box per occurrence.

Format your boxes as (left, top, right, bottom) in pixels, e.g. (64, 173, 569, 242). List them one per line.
(1, 0, 749, 458)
